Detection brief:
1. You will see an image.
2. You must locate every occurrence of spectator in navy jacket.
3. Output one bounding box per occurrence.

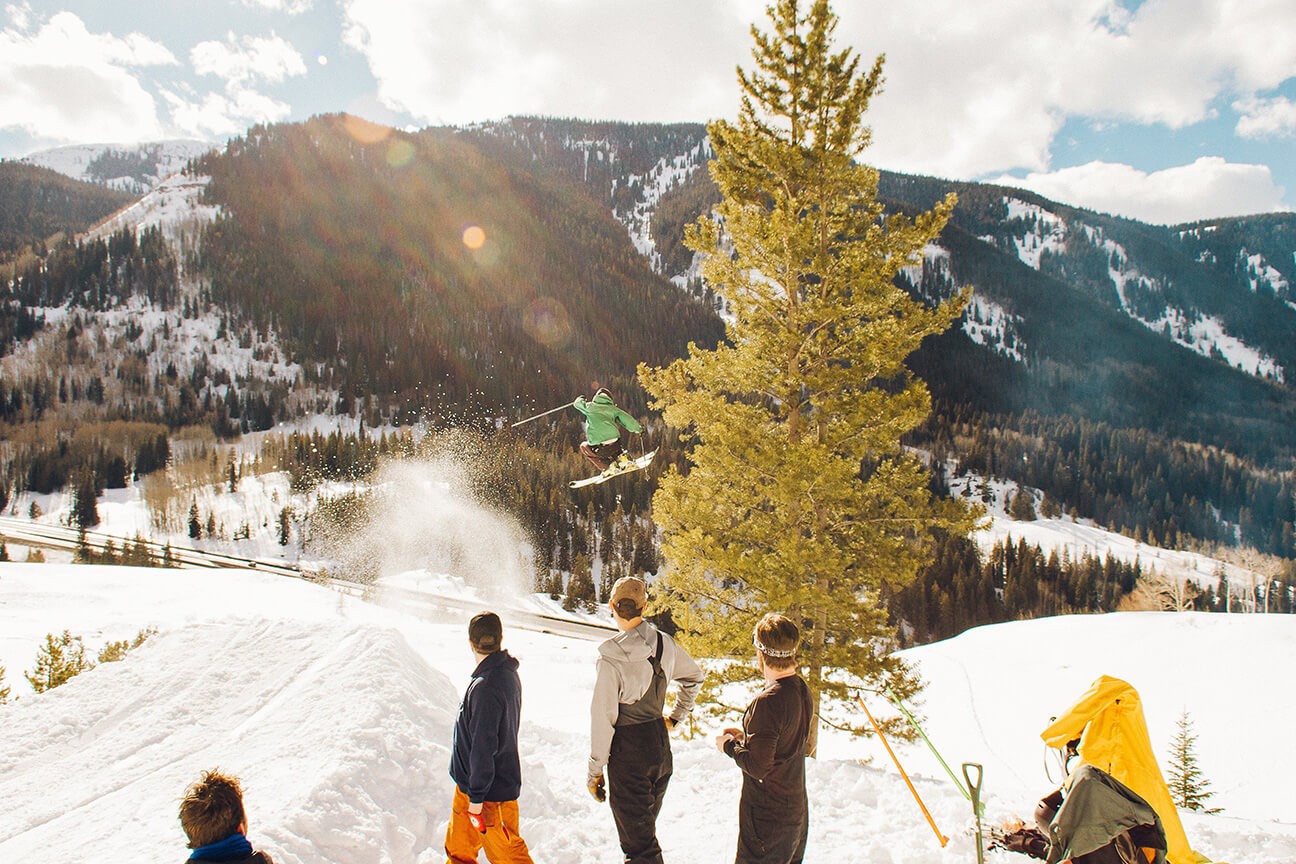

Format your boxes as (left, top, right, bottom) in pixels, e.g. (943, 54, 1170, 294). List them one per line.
(446, 611, 534, 864)
(178, 769, 275, 863)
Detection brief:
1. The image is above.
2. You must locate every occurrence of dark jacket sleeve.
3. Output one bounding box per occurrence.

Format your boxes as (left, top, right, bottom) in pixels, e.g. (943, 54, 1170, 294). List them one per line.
(725, 694, 781, 782)
(465, 684, 505, 803)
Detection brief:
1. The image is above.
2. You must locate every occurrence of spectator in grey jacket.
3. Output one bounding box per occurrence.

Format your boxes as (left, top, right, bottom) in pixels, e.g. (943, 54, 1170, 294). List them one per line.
(587, 576, 705, 864)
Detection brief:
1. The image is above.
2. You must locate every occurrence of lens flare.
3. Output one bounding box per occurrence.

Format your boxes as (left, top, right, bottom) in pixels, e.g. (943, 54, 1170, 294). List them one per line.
(462, 225, 486, 250)
(523, 297, 572, 347)
(386, 139, 415, 168)
(344, 113, 392, 145)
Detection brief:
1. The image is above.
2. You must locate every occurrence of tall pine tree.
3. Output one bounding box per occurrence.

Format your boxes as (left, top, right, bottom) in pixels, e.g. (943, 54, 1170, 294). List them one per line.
(640, 0, 976, 744)
(71, 471, 100, 529)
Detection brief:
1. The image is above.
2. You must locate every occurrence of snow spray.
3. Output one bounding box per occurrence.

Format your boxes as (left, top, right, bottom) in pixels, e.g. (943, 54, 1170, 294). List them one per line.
(309, 445, 531, 601)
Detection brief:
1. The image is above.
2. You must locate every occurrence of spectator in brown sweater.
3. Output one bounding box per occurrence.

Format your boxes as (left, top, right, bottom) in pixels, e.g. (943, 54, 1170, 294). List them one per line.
(716, 613, 813, 864)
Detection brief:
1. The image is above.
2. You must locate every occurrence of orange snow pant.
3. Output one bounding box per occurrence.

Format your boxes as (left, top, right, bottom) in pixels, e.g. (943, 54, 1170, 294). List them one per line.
(445, 787, 535, 864)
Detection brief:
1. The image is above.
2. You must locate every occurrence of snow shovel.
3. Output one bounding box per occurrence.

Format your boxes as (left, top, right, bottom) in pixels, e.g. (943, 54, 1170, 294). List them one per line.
(963, 762, 985, 864)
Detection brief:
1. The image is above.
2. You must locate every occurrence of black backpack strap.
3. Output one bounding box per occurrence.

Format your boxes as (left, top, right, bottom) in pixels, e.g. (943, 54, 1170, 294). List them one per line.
(653, 632, 664, 667)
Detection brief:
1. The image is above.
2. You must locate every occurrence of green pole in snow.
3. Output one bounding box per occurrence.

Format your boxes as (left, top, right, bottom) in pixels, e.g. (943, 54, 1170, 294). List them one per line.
(885, 689, 983, 815)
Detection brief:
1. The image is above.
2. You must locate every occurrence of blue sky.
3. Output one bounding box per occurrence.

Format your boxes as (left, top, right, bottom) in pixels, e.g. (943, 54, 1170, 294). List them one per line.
(3, 0, 1294, 225)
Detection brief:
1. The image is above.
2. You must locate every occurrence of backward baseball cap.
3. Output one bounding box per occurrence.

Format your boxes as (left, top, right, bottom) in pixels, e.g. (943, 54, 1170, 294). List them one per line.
(610, 576, 647, 610)
(469, 611, 502, 652)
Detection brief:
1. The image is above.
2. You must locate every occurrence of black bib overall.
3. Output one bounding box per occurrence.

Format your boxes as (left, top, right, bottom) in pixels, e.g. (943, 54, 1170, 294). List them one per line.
(608, 633, 671, 864)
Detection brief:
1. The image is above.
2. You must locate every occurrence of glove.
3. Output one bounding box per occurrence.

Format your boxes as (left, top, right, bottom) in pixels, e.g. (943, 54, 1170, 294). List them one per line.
(468, 810, 487, 834)
(994, 827, 1049, 860)
(664, 716, 678, 730)
(587, 773, 606, 803)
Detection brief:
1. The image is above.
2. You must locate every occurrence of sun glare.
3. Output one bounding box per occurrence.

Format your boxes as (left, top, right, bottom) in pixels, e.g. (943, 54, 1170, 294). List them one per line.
(344, 114, 391, 145)
(386, 139, 415, 167)
(522, 297, 572, 347)
(462, 225, 486, 250)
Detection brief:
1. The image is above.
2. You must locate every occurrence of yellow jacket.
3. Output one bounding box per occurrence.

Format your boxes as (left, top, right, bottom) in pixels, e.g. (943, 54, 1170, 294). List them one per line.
(1041, 675, 1205, 864)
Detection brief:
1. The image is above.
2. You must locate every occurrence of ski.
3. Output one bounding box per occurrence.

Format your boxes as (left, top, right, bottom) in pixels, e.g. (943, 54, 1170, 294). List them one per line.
(570, 450, 657, 489)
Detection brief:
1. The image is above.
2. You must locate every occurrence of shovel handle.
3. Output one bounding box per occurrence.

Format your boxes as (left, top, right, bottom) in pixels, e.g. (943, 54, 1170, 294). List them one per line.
(963, 762, 983, 797)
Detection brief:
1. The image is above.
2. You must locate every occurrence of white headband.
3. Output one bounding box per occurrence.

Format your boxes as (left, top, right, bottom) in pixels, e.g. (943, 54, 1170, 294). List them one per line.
(753, 634, 796, 658)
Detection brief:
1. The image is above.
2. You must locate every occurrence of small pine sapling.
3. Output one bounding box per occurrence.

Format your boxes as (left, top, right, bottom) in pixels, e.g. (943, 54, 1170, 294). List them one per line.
(1166, 708, 1221, 814)
(97, 627, 157, 663)
(25, 630, 93, 693)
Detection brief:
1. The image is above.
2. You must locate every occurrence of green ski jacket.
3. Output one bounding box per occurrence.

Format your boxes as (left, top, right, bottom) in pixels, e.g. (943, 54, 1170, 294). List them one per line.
(573, 393, 642, 444)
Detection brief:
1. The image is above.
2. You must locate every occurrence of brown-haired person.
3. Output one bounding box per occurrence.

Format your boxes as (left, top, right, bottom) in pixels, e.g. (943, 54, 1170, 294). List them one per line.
(588, 576, 705, 864)
(715, 614, 813, 864)
(445, 612, 535, 864)
(178, 769, 275, 863)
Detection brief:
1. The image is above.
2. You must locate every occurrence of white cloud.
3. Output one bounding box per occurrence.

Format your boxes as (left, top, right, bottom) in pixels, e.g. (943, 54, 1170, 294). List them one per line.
(0, 10, 175, 143)
(163, 85, 293, 138)
(5, 3, 31, 31)
(340, 0, 749, 126)
(238, 0, 313, 14)
(191, 32, 306, 86)
(169, 31, 304, 139)
(991, 157, 1288, 225)
(340, 0, 1296, 184)
(1234, 96, 1296, 139)
(832, 0, 1296, 178)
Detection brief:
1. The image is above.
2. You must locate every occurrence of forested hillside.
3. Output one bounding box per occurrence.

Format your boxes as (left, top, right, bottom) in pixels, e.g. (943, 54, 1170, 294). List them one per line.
(0, 162, 132, 259)
(880, 173, 1296, 390)
(196, 114, 722, 422)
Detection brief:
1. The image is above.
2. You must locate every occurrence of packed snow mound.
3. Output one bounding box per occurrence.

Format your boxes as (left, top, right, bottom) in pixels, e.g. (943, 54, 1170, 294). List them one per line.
(3, 564, 1296, 863)
(0, 618, 464, 863)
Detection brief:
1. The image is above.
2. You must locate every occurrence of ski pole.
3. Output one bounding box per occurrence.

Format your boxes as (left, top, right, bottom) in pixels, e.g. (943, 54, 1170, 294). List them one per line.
(857, 695, 949, 848)
(510, 401, 575, 428)
(964, 762, 985, 864)
(885, 688, 980, 813)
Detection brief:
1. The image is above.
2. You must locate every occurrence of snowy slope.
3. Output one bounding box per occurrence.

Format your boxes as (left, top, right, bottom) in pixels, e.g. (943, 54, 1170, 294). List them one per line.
(20, 140, 213, 195)
(82, 170, 219, 246)
(950, 473, 1269, 599)
(995, 196, 1287, 383)
(2, 562, 1294, 864)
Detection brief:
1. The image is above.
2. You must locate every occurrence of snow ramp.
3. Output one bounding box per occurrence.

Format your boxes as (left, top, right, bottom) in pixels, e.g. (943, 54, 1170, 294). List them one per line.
(0, 618, 464, 863)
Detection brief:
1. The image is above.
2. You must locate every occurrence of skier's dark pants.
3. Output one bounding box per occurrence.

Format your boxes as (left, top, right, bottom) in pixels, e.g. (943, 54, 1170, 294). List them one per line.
(608, 718, 672, 864)
(736, 796, 808, 864)
(580, 439, 623, 472)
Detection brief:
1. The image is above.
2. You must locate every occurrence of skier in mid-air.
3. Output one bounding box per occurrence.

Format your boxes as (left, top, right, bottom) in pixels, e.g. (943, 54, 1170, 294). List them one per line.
(572, 387, 643, 475)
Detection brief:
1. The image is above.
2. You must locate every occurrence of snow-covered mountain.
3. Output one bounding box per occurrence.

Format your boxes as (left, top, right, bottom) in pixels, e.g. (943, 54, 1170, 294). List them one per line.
(0, 165, 315, 435)
(20, 139, 214, 196)
(18, 122, 1296, 396)
(975, 195, 1291, 383)
(470, 119, 1296, 390)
